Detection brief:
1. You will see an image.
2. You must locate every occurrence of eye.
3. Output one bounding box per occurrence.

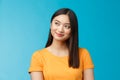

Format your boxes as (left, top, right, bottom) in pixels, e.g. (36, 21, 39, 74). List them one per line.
(54, 21, 60, 26)
(64, 25, 71, 29)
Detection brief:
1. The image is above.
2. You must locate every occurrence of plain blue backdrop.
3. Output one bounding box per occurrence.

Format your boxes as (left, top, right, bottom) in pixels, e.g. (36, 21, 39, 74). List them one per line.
(0, 0, 120, 80)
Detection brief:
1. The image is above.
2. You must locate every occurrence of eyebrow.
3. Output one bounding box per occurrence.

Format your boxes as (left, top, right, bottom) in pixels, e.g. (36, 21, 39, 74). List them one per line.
(54, 20, 70, 24)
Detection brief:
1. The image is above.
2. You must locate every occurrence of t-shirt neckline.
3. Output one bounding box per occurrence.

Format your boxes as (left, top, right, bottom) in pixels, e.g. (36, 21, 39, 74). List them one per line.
(44, 48, 68, 59)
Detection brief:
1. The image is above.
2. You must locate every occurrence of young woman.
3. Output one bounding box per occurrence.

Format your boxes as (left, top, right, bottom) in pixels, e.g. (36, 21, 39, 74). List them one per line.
(29, 8, 94, 80)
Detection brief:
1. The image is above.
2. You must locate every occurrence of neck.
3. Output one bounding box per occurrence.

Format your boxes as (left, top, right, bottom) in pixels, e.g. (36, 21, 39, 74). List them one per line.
(50, 39, 68, 50)
(47, 39, 69, 56)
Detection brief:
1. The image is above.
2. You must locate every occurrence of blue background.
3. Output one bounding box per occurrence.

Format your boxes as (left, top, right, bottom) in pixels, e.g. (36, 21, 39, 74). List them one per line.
(0, 0, 120, 80)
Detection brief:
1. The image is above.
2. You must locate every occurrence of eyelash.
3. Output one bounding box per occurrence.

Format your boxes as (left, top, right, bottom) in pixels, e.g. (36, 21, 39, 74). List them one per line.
(54, 21, 71, 29)
(55, 22, 60, 26)
(64, 25, 71, 29)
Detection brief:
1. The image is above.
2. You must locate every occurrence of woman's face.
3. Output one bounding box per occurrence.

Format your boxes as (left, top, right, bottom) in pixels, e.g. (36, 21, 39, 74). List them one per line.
(51, 14, 71, 42)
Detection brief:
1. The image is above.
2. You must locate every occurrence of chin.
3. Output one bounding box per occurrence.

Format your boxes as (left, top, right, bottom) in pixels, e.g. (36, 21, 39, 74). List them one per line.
(54, 37, 69, 42)
(54, 38, 64, 41)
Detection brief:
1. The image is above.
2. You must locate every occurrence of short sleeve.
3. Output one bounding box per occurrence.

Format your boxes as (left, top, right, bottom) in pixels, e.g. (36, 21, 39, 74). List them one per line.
(83, 49, 94, 70)
(29, 51, 43, 72)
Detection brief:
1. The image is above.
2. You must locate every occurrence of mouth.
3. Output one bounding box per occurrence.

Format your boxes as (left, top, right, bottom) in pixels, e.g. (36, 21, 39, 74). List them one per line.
(55, 32, 64, 37)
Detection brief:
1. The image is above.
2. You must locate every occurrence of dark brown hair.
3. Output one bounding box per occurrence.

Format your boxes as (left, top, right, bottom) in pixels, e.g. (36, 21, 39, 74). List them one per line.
(45, 8, 79, 68)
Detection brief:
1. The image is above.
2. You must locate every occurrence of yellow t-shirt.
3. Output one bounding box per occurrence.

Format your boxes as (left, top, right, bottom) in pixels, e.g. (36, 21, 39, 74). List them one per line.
(29, 48, 94, 80)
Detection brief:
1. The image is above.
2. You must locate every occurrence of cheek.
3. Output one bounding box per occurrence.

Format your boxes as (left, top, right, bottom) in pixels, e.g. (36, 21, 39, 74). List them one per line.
(65, 30, 71, 35)
(50, 25, 56, 35)
(51, 27, 56, 33)
(51, 24, 56, 31)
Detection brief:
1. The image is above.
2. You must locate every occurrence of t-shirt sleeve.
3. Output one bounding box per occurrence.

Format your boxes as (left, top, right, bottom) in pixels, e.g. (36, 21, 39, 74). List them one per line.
(83, 49, 94, 70)
(29, 51, 43, 72)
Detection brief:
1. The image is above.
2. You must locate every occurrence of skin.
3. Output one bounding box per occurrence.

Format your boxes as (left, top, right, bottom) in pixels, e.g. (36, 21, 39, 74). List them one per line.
(30, 14, 94, 80)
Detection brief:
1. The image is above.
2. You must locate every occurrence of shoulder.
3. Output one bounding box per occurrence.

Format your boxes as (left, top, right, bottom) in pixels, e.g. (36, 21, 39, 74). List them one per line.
(32, 48, 46, 58)
(79, 48, 90, 57)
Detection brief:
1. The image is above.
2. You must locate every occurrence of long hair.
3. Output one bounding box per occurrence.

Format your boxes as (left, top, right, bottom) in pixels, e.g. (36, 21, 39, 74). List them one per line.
(45, 8, 79, 68)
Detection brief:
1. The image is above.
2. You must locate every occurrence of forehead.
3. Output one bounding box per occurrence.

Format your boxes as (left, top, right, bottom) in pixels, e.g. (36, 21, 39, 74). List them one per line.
(53, 14, 70, 23)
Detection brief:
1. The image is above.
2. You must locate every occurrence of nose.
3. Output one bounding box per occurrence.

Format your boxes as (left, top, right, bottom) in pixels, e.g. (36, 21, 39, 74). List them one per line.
(58, 25, 64, 32)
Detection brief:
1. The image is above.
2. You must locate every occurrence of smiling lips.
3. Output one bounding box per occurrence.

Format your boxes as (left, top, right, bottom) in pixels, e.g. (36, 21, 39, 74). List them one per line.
(55, 32, 64, 37)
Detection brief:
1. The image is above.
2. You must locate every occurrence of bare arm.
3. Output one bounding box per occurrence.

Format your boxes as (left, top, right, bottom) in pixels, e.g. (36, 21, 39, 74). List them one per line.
(83, 69, 94, 80)
(30, 72, 44, 80)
